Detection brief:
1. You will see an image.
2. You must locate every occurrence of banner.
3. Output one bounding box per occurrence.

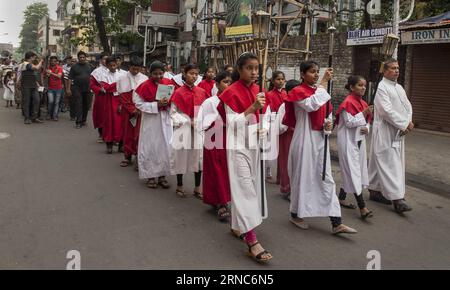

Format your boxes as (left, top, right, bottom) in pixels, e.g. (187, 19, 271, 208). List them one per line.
(225, 0, 265, 38)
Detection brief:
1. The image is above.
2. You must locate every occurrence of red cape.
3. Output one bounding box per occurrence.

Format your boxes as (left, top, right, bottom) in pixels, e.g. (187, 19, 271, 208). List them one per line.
(283, 83, 332, 130)
(266, 88, 287, 113)
(134, 78, 172, 111)
(335, 93, 372, 125)
(198, 79, 215, 97)
(170, 84, 208, 118)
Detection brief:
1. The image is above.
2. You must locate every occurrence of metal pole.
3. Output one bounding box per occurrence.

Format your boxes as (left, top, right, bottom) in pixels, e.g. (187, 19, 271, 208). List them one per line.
(143, 19, 148, 66)
(392, 0, 400, 59)
(322, 1, 336, 181)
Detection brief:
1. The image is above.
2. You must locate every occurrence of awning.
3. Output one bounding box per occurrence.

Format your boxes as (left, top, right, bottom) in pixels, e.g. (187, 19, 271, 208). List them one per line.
(401, 11, 450, 30)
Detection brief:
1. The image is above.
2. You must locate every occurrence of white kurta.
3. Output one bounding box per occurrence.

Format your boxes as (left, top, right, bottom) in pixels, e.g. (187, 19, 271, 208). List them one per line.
(337, 110, 369, 195)
(288, 87, 341, 218)
(133, 92, 173, 179)
(170, 103, 203, 175)
(225, 105, 269, 234)
(368, 78, 413, 200)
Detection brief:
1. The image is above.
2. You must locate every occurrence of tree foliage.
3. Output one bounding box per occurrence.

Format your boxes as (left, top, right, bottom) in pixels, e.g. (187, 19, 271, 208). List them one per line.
(18, 2, 49, 54)
(70, 0, 152, 53)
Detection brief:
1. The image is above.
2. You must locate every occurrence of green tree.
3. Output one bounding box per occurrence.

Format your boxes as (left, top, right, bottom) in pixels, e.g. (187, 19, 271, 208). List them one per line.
(18, 2, 49, 54)
(71, 0, 152, 53)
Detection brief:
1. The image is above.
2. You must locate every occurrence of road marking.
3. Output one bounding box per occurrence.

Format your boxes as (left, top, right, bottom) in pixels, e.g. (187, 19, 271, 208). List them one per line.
(0, 132, 10, 139)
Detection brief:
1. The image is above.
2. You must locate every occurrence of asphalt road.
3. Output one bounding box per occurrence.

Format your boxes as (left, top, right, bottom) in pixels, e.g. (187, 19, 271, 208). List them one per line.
(0, 106, 449, 269)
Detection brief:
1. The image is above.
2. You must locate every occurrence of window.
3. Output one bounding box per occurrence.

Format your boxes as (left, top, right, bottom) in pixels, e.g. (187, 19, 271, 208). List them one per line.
(53, 30, 61, 36)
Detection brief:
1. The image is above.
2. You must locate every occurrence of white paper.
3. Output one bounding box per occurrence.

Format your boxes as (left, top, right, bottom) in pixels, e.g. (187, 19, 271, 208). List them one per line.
(156, 84, 175, 101)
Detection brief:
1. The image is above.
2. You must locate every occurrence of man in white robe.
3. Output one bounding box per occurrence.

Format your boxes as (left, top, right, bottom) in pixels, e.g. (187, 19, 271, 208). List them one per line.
(368, 59, 414, 213)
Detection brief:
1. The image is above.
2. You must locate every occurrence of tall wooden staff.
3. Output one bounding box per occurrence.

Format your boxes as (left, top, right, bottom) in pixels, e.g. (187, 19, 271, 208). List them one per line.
(252, 9, 270, 217)
(322, 1, 337, 181)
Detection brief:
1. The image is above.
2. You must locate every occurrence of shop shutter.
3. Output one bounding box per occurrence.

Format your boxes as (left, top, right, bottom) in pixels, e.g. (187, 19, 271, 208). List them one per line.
(409, 44, 450, 132)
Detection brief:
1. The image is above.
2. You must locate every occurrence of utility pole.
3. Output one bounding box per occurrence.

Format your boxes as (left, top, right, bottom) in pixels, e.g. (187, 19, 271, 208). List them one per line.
(392, 0, 416, 59)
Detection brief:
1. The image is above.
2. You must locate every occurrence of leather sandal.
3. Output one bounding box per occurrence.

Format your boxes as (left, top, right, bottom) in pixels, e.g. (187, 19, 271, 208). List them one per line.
(247, 242, 272, 263)
(146, 178, 158, 189)
(158, 177, 170, 189)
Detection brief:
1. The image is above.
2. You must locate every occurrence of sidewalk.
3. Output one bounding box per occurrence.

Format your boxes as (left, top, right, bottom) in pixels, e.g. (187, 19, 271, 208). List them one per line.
(329, 129, 450, 198)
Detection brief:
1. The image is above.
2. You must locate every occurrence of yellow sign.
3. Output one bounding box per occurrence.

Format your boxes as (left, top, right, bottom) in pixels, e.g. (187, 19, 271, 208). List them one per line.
(225, 25, 253, 37)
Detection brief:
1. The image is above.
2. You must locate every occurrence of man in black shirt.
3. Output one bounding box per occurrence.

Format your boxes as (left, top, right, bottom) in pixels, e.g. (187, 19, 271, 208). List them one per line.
(67, 51, 94, 129)
(19, 51, 44, 124)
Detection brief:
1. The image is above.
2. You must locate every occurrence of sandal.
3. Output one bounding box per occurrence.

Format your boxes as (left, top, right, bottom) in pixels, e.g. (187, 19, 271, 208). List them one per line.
(339, 200, 357, 209)
(230, 229, 246, 241)
(247, 242, 272, 263)
(158, 177, 170, 189)
(146, 178, 158, 189)
(360, 209, 374, 220)
(217, 206, 230, 221)
(120, 159, 131, 167)
(176, 188, 188, 198)
(193, 191, 203, 200)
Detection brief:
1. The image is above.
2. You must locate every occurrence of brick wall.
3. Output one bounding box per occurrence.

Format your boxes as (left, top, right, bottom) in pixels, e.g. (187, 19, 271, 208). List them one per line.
(269, 32, 353, 108)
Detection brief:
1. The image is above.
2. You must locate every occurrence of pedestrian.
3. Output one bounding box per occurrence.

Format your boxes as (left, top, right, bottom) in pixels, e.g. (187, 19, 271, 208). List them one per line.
(265, 70, 287, 184)
(368, 59, 414, 214)
(66, 51, 94, 129)
(45, 56, 63, 121)
(116, 56, 148, 167)
(219, 52, 272, 263)
(90, 52, 110, 142)
(197, 70, 232, 222)
(170, 63, 208, 198)
(18, 51, 44, 124)
(133, 60, 173, 189)
(283, 60, 357, 234)
(101, 57, 126, 154)
(62, 56, 76, 118)
(275, 79, 300, 200)
(335, 75, 373, 219)
(3, 71, 15, 107)
(197, 67, 216, 97)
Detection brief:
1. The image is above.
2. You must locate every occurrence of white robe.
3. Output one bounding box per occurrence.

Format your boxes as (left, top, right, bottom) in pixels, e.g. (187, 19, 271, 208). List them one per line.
(368, 77, 413, 200)
(225, 105, 270, 233)
(133, 89, 173, 179)
(337, 110, 370, 195)
(170, 103, 203, 175)
(288, 87, 341, 218)
(116, 72, 148, 94)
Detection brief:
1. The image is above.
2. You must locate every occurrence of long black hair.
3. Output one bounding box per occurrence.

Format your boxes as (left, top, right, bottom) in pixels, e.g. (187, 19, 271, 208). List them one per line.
(3, 71, 12, 86)
(345, 75, 366, 91)
(231, 52, 258, 82)
(285, 79, 301, 93)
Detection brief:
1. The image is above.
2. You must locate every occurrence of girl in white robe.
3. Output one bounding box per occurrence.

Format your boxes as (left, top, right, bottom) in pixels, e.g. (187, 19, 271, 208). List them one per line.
(219, 52, 272, 263)
(170, 64, 208, 198)
(336, 75, 373, 219)
(284, 60, 357, 235)
(133, 61, 173, 189)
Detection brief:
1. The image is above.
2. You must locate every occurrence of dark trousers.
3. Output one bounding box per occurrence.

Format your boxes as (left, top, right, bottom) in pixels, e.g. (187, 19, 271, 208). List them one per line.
(177, 172, 202, 187)
(21, 87, 40, 120)
(69, 88, 77, 119)
(72, 86, 91, 124)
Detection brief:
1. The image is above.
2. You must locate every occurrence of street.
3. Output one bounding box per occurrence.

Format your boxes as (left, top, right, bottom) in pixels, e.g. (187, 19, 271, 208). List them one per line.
(1, 106, 449, 270)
